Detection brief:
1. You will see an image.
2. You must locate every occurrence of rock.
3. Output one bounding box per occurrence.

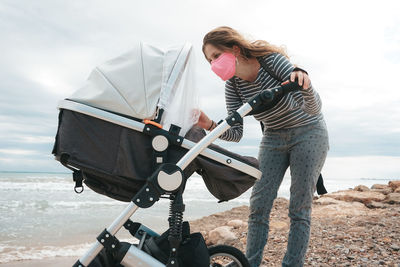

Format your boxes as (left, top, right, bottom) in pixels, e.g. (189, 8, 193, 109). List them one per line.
(366, 201, 388, 209)
(354, 185, 370, 192)
(379, 237, 392, 243)
(315, 197, 345, 205)
(227, 219, 246, 228)
(208, 226, 237, 245)
(324, 190, 386, 204)
(269, 220, 288, 230)
(395, 187, 400, 193)
(371, 184, 390, 190)
(390, 244, 400, 251)
(313, 201, 370, 217)
(384, 193, 400, 204)
(372, 188, 393, 195)
(389, 180, 400, 190)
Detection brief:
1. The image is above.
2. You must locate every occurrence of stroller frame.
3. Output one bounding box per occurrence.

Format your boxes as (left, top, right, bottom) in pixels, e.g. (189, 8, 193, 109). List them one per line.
(64, 82, 301, 267)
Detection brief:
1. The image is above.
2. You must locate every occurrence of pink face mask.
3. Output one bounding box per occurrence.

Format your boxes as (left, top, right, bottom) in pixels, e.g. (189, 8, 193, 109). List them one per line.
(211, 52, 236, 81)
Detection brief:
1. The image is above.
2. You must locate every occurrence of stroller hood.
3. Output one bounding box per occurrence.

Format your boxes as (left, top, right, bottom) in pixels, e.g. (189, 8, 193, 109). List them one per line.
(68, 42, 194, 121)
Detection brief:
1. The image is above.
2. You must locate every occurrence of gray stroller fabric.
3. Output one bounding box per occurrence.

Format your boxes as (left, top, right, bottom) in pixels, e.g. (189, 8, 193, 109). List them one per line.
(53, 109, 258, 202)
(184, 127, 259, 201)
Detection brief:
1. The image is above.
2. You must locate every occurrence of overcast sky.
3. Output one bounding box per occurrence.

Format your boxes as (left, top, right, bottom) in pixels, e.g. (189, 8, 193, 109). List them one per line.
(0, 0, 399, 179)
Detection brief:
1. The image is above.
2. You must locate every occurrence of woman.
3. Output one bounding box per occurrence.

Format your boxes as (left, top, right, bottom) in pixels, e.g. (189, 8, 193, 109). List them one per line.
(197, 26, 329, 267)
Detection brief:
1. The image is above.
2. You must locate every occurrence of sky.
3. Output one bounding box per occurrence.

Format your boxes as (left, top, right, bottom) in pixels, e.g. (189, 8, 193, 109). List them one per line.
(0, 0, 399, 180)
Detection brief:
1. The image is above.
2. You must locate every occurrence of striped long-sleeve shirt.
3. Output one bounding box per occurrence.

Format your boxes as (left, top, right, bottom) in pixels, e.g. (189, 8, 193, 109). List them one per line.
(219, 53, 323, 142)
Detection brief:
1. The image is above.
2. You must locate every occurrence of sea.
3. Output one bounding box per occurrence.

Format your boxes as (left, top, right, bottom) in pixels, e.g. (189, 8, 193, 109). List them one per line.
(0, 171, 395, 264)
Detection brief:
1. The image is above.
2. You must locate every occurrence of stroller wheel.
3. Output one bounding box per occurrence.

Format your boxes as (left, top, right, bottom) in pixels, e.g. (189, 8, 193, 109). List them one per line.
(208, 245, 250, 267)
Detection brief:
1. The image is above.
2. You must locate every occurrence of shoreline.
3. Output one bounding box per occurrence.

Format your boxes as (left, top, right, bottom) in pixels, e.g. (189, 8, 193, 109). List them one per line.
(2, 181, 399, 266)
(0, 257, 76, 267)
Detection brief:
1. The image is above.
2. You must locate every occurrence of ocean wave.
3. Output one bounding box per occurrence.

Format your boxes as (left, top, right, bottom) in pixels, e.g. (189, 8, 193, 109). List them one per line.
(0, 238, 139, 264)
(52, 200, 125, 208)
(0, 243, 92, 263)
(0, 199, 126, 212)
(0, 181, 72, 191)
(0, 175, 206, 192)
(0, 196, 248, 213)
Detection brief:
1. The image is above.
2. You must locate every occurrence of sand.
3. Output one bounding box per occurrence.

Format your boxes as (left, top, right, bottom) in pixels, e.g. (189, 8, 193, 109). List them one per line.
(0, 257, 76, 267)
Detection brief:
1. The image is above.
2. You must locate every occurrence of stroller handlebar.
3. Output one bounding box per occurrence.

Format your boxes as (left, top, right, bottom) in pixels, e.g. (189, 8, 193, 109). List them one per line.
(248, 81, 302, 116)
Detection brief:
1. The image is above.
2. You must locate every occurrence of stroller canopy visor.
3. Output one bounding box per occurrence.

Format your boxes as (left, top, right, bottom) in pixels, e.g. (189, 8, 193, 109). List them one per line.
(69, 42, 193, 120)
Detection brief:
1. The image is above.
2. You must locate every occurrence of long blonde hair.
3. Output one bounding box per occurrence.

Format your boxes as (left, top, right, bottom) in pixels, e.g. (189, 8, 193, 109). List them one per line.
(202, 26, 288, 60)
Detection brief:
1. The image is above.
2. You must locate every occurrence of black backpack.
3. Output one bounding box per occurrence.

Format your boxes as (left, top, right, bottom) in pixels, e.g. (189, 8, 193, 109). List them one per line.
(143, 222, 210, 267)
(87, 222, 209, 267)
(229, 58, 327, 195)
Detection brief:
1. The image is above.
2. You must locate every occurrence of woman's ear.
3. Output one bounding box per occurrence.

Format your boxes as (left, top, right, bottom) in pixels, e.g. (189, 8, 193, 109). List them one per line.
(232, 45, 241, 57)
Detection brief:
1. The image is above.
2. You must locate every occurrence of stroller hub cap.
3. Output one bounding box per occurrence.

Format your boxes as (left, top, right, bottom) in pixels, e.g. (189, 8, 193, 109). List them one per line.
(152, 135, 169, 152)
(157, 170, 183, 192)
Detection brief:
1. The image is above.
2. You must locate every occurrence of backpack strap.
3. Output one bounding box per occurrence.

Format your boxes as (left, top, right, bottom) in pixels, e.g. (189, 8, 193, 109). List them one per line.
(257, 57, 282, 82)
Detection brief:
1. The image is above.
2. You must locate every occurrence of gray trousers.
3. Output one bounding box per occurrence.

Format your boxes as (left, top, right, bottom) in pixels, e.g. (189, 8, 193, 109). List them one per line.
(246, 120, 329, 267)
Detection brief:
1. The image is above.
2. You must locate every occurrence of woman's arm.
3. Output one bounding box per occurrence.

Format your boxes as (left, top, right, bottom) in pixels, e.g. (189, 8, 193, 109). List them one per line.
(271, 53, 322, 115)
(218, 79, 244, 142)
(297, 84, 322, 115)
(197, 111, 217, 130)
(197, 79, 243, 142)
(196, 109, 243, 142)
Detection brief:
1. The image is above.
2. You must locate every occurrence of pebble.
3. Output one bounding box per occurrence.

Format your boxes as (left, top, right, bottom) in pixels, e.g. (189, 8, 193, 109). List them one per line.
(391, 244, 400, 251)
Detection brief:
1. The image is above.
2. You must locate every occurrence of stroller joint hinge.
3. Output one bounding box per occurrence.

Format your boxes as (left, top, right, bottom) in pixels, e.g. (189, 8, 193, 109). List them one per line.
(123, 219, 141, 236)
(132, 182, 162, 208)
(144, 123, 184, 147)
(226, 111, 243, 126)
(96, 229, 120, 253)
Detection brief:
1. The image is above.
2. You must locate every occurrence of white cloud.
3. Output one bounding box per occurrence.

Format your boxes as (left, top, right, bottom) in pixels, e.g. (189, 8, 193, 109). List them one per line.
(0, 149, 39, 156)
(0, 0, 399, 173)
(14, 136, 54, 144)
(323, 156, 400, 179)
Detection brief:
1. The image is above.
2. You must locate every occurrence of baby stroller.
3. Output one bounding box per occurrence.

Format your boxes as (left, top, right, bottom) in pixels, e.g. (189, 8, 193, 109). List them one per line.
(52, 42, 301, 267)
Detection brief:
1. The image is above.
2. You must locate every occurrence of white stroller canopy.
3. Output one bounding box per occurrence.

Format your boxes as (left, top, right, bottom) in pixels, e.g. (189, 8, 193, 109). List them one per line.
(69, 42, 194, 120)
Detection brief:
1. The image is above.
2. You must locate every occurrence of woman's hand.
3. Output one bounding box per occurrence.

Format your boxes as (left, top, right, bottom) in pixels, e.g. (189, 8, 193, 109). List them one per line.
(290, 70, 311, 90)
(196, 110, 214, 130)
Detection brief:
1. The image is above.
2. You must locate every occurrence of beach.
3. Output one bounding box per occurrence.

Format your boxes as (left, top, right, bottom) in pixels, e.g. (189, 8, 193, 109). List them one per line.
(0, 257, 76, 267)
(190, 181, 400, 266)
(1, 179, 399, 266)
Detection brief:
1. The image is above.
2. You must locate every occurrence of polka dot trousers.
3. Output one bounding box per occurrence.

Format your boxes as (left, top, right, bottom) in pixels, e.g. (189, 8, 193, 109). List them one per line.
(246, 119, 329, 267)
